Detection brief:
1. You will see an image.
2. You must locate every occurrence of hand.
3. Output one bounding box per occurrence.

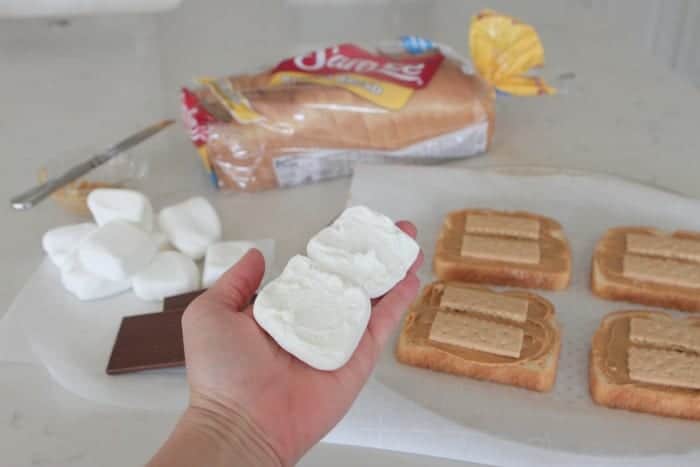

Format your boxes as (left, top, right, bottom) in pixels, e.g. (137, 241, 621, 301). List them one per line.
(179, 222, 423, 466)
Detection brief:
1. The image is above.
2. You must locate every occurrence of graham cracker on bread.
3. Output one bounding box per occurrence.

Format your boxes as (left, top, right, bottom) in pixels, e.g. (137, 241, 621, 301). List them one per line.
(590, 310, 700, 419)
(591, 227, 700, 312)
(433, 209, 571, 290)
(396, 281, 561, 392)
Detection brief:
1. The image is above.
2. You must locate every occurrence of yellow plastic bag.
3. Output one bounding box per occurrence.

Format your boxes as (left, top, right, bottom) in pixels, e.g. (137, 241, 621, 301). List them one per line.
(470, 9, 555, 96)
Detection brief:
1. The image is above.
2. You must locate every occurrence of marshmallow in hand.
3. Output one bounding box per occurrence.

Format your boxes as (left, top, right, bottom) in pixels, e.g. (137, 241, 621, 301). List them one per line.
(61, 253, 131, 301)
(307, 205, 419, 298)
(158, 197, 222, 260)
(79, 221, 158, 281)
(132, 251, 200, 301)
(87, 188, 154, 231)
(254, 255, 371, 371)
(42, 222, 97, 270)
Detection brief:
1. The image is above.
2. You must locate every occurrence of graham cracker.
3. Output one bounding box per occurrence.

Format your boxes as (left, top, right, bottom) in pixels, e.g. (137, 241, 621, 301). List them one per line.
(623, 254, 700, 289)
(630, 317, 700, 354)
(461, 234, 540, 265)
(428, 311, 524, 358)
(626, 233, 700, 263)
(465, 214, 540, 239)
(440, 286, 528, 323)
(628, 346, 700, 390)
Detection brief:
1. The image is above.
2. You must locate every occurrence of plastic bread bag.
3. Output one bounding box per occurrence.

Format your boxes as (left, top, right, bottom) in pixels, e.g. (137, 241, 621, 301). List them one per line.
(182, 39, 494, 192)
(182, 38, 495, 192)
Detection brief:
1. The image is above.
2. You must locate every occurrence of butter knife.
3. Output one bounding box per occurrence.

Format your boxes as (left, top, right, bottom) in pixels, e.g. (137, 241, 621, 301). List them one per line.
(10, 119, 174, 211)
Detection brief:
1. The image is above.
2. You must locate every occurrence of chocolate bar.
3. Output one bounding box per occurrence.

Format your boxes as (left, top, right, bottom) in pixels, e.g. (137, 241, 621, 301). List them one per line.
(106, 309, 185, 375)
(107, 289, 261, 375)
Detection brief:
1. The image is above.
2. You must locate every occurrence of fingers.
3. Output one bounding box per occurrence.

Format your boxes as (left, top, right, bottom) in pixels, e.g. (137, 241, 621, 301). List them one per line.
(408, 250, 424, 275)
(396, 220, 423, 273)
(367, 272, 421, 352)
(396, 220, 416, 239)
(204, 249, 265, 312)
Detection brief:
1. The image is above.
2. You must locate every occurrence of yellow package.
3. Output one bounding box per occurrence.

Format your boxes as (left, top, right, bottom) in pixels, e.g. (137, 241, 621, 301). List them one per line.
(470, 9, 556, 96)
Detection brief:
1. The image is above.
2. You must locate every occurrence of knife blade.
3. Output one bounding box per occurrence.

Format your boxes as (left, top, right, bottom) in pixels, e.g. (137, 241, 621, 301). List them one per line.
(10, 119, 174, 211)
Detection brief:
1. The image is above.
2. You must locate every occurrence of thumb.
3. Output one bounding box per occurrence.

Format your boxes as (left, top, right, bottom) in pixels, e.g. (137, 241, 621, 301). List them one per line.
(204, 248, 265, 311)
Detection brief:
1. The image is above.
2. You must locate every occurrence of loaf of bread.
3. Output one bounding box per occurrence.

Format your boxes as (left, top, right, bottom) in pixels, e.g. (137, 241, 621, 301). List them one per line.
(396, 281, 561, 392)
(591, 226, 700, 311)
(433, 209, 571, 290)
(183, 46, 494, 192)
(590, 310, 700, 419)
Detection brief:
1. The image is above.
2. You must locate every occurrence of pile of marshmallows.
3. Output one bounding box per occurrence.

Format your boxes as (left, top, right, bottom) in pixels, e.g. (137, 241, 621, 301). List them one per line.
(254, 206, 419, 371)
(42, 189, 257, 302)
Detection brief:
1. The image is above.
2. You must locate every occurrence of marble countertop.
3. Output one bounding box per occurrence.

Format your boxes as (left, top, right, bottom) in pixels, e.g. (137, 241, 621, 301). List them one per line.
(1, 1, 699, 465)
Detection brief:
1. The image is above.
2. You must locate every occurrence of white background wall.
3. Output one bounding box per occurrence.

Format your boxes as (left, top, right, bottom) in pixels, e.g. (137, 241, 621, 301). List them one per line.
(581, 0, 700, 87)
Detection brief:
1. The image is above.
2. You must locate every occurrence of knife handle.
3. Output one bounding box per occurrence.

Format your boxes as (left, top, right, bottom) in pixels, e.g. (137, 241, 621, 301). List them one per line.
(10, 158, 100, 210)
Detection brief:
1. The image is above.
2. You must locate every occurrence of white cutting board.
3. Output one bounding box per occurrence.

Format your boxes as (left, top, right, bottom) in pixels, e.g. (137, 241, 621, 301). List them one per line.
(9, 164, 700, 464)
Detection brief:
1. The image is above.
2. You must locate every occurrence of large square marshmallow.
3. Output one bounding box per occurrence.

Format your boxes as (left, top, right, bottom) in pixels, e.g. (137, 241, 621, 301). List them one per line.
(79, 220, 158, 281)
(253, 255, 371, 371)
(42, 222, 97, 269)
(158, 197, 222, 259)
(202, 240, 275, 288)
(151, 230, 171, 251)
(306, 205, 419, 297)
(60, 253, 131, 301)
(132, 251, 200, 301)
(87, 188, 153, 231)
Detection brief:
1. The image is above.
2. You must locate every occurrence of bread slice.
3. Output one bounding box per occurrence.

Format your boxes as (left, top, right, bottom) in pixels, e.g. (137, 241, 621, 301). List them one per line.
(433, 209, 571, 290)
(396, 281, 561, 392)
(591, 226, 700, 312)
(589, 310, 700, 419)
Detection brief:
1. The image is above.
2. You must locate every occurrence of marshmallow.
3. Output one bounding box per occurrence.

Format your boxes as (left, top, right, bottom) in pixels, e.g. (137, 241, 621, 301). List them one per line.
(158, 197, 222, 259)
(132, 251, 200, 301)
(87, 188, 154, 231)
(306, 205, 419, 298)
(42, 222, 97, 269)
(202, 241, 255, 288)
(253, 255, 371, 371)
(151, 230, 171, 251)
(60, 252, 131, 301)
(79, 221, 158, 281)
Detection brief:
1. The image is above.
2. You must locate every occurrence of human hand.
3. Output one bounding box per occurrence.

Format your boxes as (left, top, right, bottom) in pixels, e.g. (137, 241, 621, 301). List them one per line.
(180, 222, 423, 466)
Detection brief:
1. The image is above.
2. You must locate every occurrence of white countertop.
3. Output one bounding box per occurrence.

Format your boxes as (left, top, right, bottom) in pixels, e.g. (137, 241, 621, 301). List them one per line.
(1, 1, 699, 465)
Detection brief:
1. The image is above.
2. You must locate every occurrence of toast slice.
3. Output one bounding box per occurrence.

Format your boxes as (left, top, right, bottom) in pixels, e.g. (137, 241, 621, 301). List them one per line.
(591, 227, 700, 312)
(396, 281, 561, 392)
(590, 310, 700, 419)
(433, 209, 571, 290)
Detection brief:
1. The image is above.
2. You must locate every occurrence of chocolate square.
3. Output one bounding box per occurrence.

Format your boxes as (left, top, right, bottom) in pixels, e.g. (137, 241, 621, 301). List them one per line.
(106, 309, 185, 375)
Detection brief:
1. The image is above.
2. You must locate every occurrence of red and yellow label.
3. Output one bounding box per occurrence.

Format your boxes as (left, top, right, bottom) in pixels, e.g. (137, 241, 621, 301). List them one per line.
(269, 44, 444, 110)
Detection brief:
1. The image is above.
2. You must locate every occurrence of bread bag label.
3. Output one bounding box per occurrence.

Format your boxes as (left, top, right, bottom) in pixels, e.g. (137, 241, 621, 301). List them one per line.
(269, 44, 444, 110)
(272, 152, 355, 188)
(181, 87, 219, 186)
